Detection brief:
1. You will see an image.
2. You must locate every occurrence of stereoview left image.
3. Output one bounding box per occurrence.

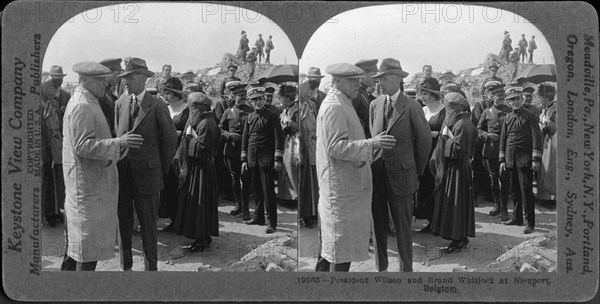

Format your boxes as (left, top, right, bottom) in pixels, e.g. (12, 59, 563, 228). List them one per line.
(40, 2, 299, 271)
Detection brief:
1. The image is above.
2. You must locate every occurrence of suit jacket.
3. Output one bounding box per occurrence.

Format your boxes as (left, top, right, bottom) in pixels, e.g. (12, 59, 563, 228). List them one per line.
(241, 107, 284, 168)
(115, 91, 178, 194)
(499, 108, 542, 169)
(370, 92, 432, 196)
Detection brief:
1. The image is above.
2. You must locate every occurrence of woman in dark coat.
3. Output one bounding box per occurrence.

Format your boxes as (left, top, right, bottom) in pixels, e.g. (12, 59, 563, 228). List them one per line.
(159, 77, 189, 231)
(430, 92, 478, 253)
(174, 92, 221, 252)
(414, 77, 446, 232)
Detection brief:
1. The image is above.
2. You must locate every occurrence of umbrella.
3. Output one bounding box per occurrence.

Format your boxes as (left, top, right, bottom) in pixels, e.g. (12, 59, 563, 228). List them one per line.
(516, 64, 556, 84)
(263, 64, 298, 84)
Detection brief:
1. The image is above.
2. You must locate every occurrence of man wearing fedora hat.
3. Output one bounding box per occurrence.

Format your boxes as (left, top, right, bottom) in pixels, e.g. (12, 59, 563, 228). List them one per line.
(114, 57, 178, 271)
(370, 58, 431, 272)
(41, 65, 71, 228)
(499, 86, 542, 234)
(180, 70, 196, 85)
(353, 59, 379, 138)
(62, 61, 144, 271)
(99, 58, 124, 137)
(299, 67, 327, 112)
(315, 63, 396, 272)
(438, 70, 457, 86)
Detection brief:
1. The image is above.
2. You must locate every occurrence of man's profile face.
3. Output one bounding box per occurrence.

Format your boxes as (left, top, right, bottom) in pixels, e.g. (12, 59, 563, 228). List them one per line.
(336, 77, 360, 99)
(362, 71, 377, 88)
(123, 73, 147, 95)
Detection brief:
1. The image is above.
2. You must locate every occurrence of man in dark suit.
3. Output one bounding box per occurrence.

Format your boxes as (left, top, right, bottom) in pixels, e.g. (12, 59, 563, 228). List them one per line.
(241, 87, 284, 234)
(370, 58, 431, 272)
(500, 87, 542, 234)
(114, 57, 178, 271)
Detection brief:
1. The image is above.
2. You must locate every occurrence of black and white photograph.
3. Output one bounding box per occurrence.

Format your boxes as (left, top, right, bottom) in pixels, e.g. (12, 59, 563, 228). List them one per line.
(298, 4, 559, 273)
(1, 1, 598, 302)
(38, 2, 299, 272)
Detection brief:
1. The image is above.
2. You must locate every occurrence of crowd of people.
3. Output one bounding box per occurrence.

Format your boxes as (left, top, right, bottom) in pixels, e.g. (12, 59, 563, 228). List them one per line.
(307, 51, 556, 272)
(41, 45, 300, 270)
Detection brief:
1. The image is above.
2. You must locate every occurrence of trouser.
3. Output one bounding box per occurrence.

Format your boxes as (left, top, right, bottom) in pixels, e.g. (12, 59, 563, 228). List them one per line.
(315, 256, 351, 272)
(257, 51, 263, 63)
(508, 163, 536, 228)
(250, 166, 277, 228)
(372, 168, 414, 272)
(225, 157, 251, 211)
(483, 157, 509, 208)
(117, 165, 159, 271)
(528, 50, 534, 63)
(265, 51, 271, 64)
(520, 51, 527, 63)
(42, 162, 65, 218)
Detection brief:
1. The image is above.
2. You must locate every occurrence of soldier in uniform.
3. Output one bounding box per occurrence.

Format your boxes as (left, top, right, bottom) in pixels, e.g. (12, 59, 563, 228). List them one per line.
(241, 87, 285, 234)
(522, 85, 540, 116)
(499, 87, 542, 234)
(477, 81, 512, 221)
(263, 86, 281, 116)
(216, 65, 242, 120)
(352, 59, 378, 138)
(220, 82, 254, 221)
(518, 34, 528, 63)
(237, 30, 250, 63)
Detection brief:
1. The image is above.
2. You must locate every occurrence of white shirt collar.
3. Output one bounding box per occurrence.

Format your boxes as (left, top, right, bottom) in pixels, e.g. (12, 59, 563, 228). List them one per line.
(388, 89, 401, 102)
(133, 89, 146, 101)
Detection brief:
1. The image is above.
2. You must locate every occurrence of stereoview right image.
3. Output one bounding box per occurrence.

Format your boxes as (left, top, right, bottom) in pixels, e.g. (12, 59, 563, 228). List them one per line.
(297, 4, 557, 272)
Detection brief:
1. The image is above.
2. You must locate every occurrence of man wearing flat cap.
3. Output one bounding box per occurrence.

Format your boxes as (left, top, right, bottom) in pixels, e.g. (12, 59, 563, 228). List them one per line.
(62, 61, 144, 271)
(241, 87, 285, 233)
(353, 59, 378, 138)
(299, 67, 327, 112)
(220, 82, 254, 221)
(99, 58, 124, 137)
(370, 58, 431, 272)
(315, 62, 396, 272)
(114, 57, 178, 271)
(41, 65, 70, 228)
(477, 81, 512, 222)
(499, 86, 542, 234)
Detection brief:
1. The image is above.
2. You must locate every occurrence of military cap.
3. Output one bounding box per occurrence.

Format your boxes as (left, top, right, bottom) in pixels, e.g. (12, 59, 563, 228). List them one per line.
(372, 58, 409, 78)
(247, 87, 265, 99)
(439, 70, 456, 79)
(264, 87, 275, 95)
(489, 64, 499, 71)
(354, 59, 379, 73)
(228, 64, 238, 71)
(522, 85, 535, 94)
(326, 62, 365, 78)
(505, 86, 523, 100)
(99, 58, 123, 71)
(504, 30, 509, 35)
(485, 80, 505, 94)
(72, 61, 112, 77)
(228, 81, 247, 95)
(180, 70, 196, 78)
(241, 30, 247, 35)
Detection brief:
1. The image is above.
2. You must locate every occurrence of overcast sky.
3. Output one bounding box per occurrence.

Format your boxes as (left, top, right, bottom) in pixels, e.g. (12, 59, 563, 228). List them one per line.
(300, 4, 555, 89)
(43, 3, 297, 83)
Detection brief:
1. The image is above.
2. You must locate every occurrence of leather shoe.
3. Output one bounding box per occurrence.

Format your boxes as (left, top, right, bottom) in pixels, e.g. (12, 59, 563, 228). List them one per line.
(503, 219, 523, 226)
(230, 205, 242, 216)
(488, 208, 501, 216)
(242, 212, 251, 221)
(419, 223, 432, 233)
(523, 226, 534, 234)
(265, 226, 276, 234)
(162, 222, 175, 232)
(244, 218, 265, 225)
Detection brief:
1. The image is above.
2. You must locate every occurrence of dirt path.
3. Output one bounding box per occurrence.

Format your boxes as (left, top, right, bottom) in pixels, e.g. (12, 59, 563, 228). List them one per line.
(298, 198, 556, 272)
(42, 198, 297, 271)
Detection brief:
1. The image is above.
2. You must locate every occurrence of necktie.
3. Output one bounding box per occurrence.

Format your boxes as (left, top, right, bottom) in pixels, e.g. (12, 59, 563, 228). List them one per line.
(130, 95, 139, 130)
(385, 95, 394, 128)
